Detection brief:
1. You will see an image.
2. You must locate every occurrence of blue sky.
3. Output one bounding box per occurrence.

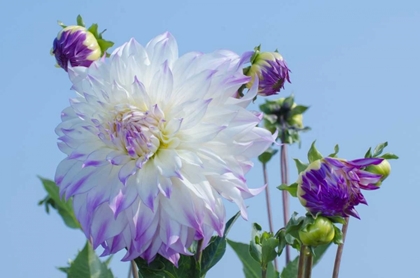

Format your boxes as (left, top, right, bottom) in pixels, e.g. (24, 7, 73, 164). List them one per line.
(1, 0, 418, 277)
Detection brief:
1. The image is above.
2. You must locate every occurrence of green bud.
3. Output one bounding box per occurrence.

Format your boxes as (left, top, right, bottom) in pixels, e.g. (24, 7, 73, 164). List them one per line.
(365, 159, 391, 186)
(299, 216, 335, 246)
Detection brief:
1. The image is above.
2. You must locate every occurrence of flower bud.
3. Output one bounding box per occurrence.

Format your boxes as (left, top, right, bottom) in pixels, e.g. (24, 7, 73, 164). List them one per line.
(299, 216, 335, 246)
(365, 159, 391, 186)
(246, 51, 291, 96)
(52, 26, 101, 71)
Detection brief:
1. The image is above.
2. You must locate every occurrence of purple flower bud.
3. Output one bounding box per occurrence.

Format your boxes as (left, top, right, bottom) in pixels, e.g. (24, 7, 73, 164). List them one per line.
(52, 26, 101, 71)
(247, 52, 291, 96)
(297, 157, 383, 219)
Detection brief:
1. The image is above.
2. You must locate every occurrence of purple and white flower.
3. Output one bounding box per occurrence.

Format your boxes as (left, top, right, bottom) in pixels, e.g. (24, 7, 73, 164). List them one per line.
(55, 32, 275, 265)
(297, 157, 383, 219)
(52, 26, 101, 71)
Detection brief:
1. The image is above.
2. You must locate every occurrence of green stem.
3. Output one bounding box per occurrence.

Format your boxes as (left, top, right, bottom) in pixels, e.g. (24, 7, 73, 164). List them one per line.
(195, 239, 204, 265)
(303, 247, 313, 278)
(262, 163, 278, 271)
(280, 141, 291, 264)
(262, 268, 267, 278)
(332, 217, 349, 278)
(297, 245, 306, 278)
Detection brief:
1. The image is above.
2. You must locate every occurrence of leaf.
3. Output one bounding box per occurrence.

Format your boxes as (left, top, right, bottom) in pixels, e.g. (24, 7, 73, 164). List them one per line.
(280, 256, 299, 278)
(227, 240, 277, 278)
(88, 23, 99, 37)
(307, 141, 323, 163)
(328, 144, 340, 158)
(380, 153, 399, 159)
(76, 14, 85, 27)
(67, 242, 114, 278)
(372, 142, 388, 157)
(364, 147, 372, 158)
(293, 159, 308, 174)
(277, 183, 298, 197)
(200, 212, 241, 274)
(333, 226, 343, 245)
(289, 105, 309, 117)
(259, 147, 279, 164)
(135, 255, 197, 278)
(38, 177, 80, 229)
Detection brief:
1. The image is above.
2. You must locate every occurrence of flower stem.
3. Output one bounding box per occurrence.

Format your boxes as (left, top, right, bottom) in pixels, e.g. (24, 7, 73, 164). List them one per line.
(262, 162, 278, 271)
(280, 142, 291, 264)
(129, 260, 139, 278)
(262, 268, 267, 278)
(195, 239, 204, 265)
(303, 247, 313, 278)
(297, 245, 306, 278)
(332, 217, 350, 278)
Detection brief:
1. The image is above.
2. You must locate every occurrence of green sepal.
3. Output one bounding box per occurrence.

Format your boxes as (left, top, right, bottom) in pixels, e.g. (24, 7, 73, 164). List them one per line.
(333, 225, 343, 245)
(380, 153, 399, 159)
(364, 147, 372, 158)
(328, 144, 340, 158)
(76, 14, 85, 27)
(289, 105, 309, 117)
(38, 177, 80, 229)
(65, 241, 114, 278)
(293, 159, 308, 174)
(277, 183, 297, 197)
(307, 141, 323, 163)
(327, 216, 346, 224)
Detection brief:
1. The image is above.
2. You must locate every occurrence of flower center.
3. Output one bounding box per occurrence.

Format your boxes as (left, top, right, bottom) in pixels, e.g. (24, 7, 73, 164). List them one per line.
(103, 104, 165, 166)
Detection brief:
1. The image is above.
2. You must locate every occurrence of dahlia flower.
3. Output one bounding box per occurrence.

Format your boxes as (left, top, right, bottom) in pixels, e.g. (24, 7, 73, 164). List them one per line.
(52, 26, 101, 71)
(246, 51, 291, 96)
(55, 32, 275, 265)
(297, 157, 383, 219)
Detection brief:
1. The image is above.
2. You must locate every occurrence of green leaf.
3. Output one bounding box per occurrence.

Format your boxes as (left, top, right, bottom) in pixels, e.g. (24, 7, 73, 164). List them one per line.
(67, 242, 114, 278)
(227, 240, 277, 278)
(249, 224, 263, 264)
(259, 147, 279, 164)
(88, 23, 99, 37)
(277, 183, 298, 197)
(289, 105, 309, 117)
(372, 142, 388, 157)
(380, 153, 399, 159)
(280, 256, 299, 278)
(293, 159, 308, 174)
(328, 144, 340, 158)
(135, 254, 197, 278)
(38, 177, 80, 229)
(307, 141, 323, 163)
(312, 243, 331, 265)
(76, 14, 85, 27)
(200, 212, 241, 274)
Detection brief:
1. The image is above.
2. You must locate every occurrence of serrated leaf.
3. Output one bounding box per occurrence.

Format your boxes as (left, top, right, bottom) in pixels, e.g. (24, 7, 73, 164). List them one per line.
(307, 141, 323, 163)
(328, 144, 340, 158)
(38, 177, 80, 229)
(372, 142, 388, 157)
(76, 15, 85, 27)
(293, 159, 308, 174)
(67, 242, 114, 278)
(380, 153, 399, 159)
(227, 240, 276, 278)
(277, 183, 298, 197)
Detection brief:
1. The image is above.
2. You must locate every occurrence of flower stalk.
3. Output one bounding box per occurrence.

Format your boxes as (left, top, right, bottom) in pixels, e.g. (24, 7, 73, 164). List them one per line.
(280, 121, 291, 264)
(332, 217, 349, 278)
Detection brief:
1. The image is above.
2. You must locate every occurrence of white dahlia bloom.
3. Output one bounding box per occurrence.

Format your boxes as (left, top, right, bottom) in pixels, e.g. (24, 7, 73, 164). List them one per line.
(55, 32, 275, 265)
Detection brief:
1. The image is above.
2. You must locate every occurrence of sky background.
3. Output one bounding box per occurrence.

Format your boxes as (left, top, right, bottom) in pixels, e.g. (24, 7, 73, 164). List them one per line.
(1, 0, 418, 277)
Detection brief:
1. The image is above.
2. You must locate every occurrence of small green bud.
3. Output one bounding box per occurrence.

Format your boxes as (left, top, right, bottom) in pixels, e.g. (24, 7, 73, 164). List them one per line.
(365, 159, 391, 186)
(299, 216, 335, 246)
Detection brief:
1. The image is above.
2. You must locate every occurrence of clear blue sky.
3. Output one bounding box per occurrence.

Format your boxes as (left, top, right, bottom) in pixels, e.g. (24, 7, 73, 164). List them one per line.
(1, 0, 418, 277)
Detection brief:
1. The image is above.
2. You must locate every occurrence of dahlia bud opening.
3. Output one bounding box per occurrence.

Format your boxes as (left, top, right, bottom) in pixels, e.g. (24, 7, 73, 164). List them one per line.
(245, 48, 291, 96)
(365, 159, 391, 186)
(297, 157, 383, 219)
